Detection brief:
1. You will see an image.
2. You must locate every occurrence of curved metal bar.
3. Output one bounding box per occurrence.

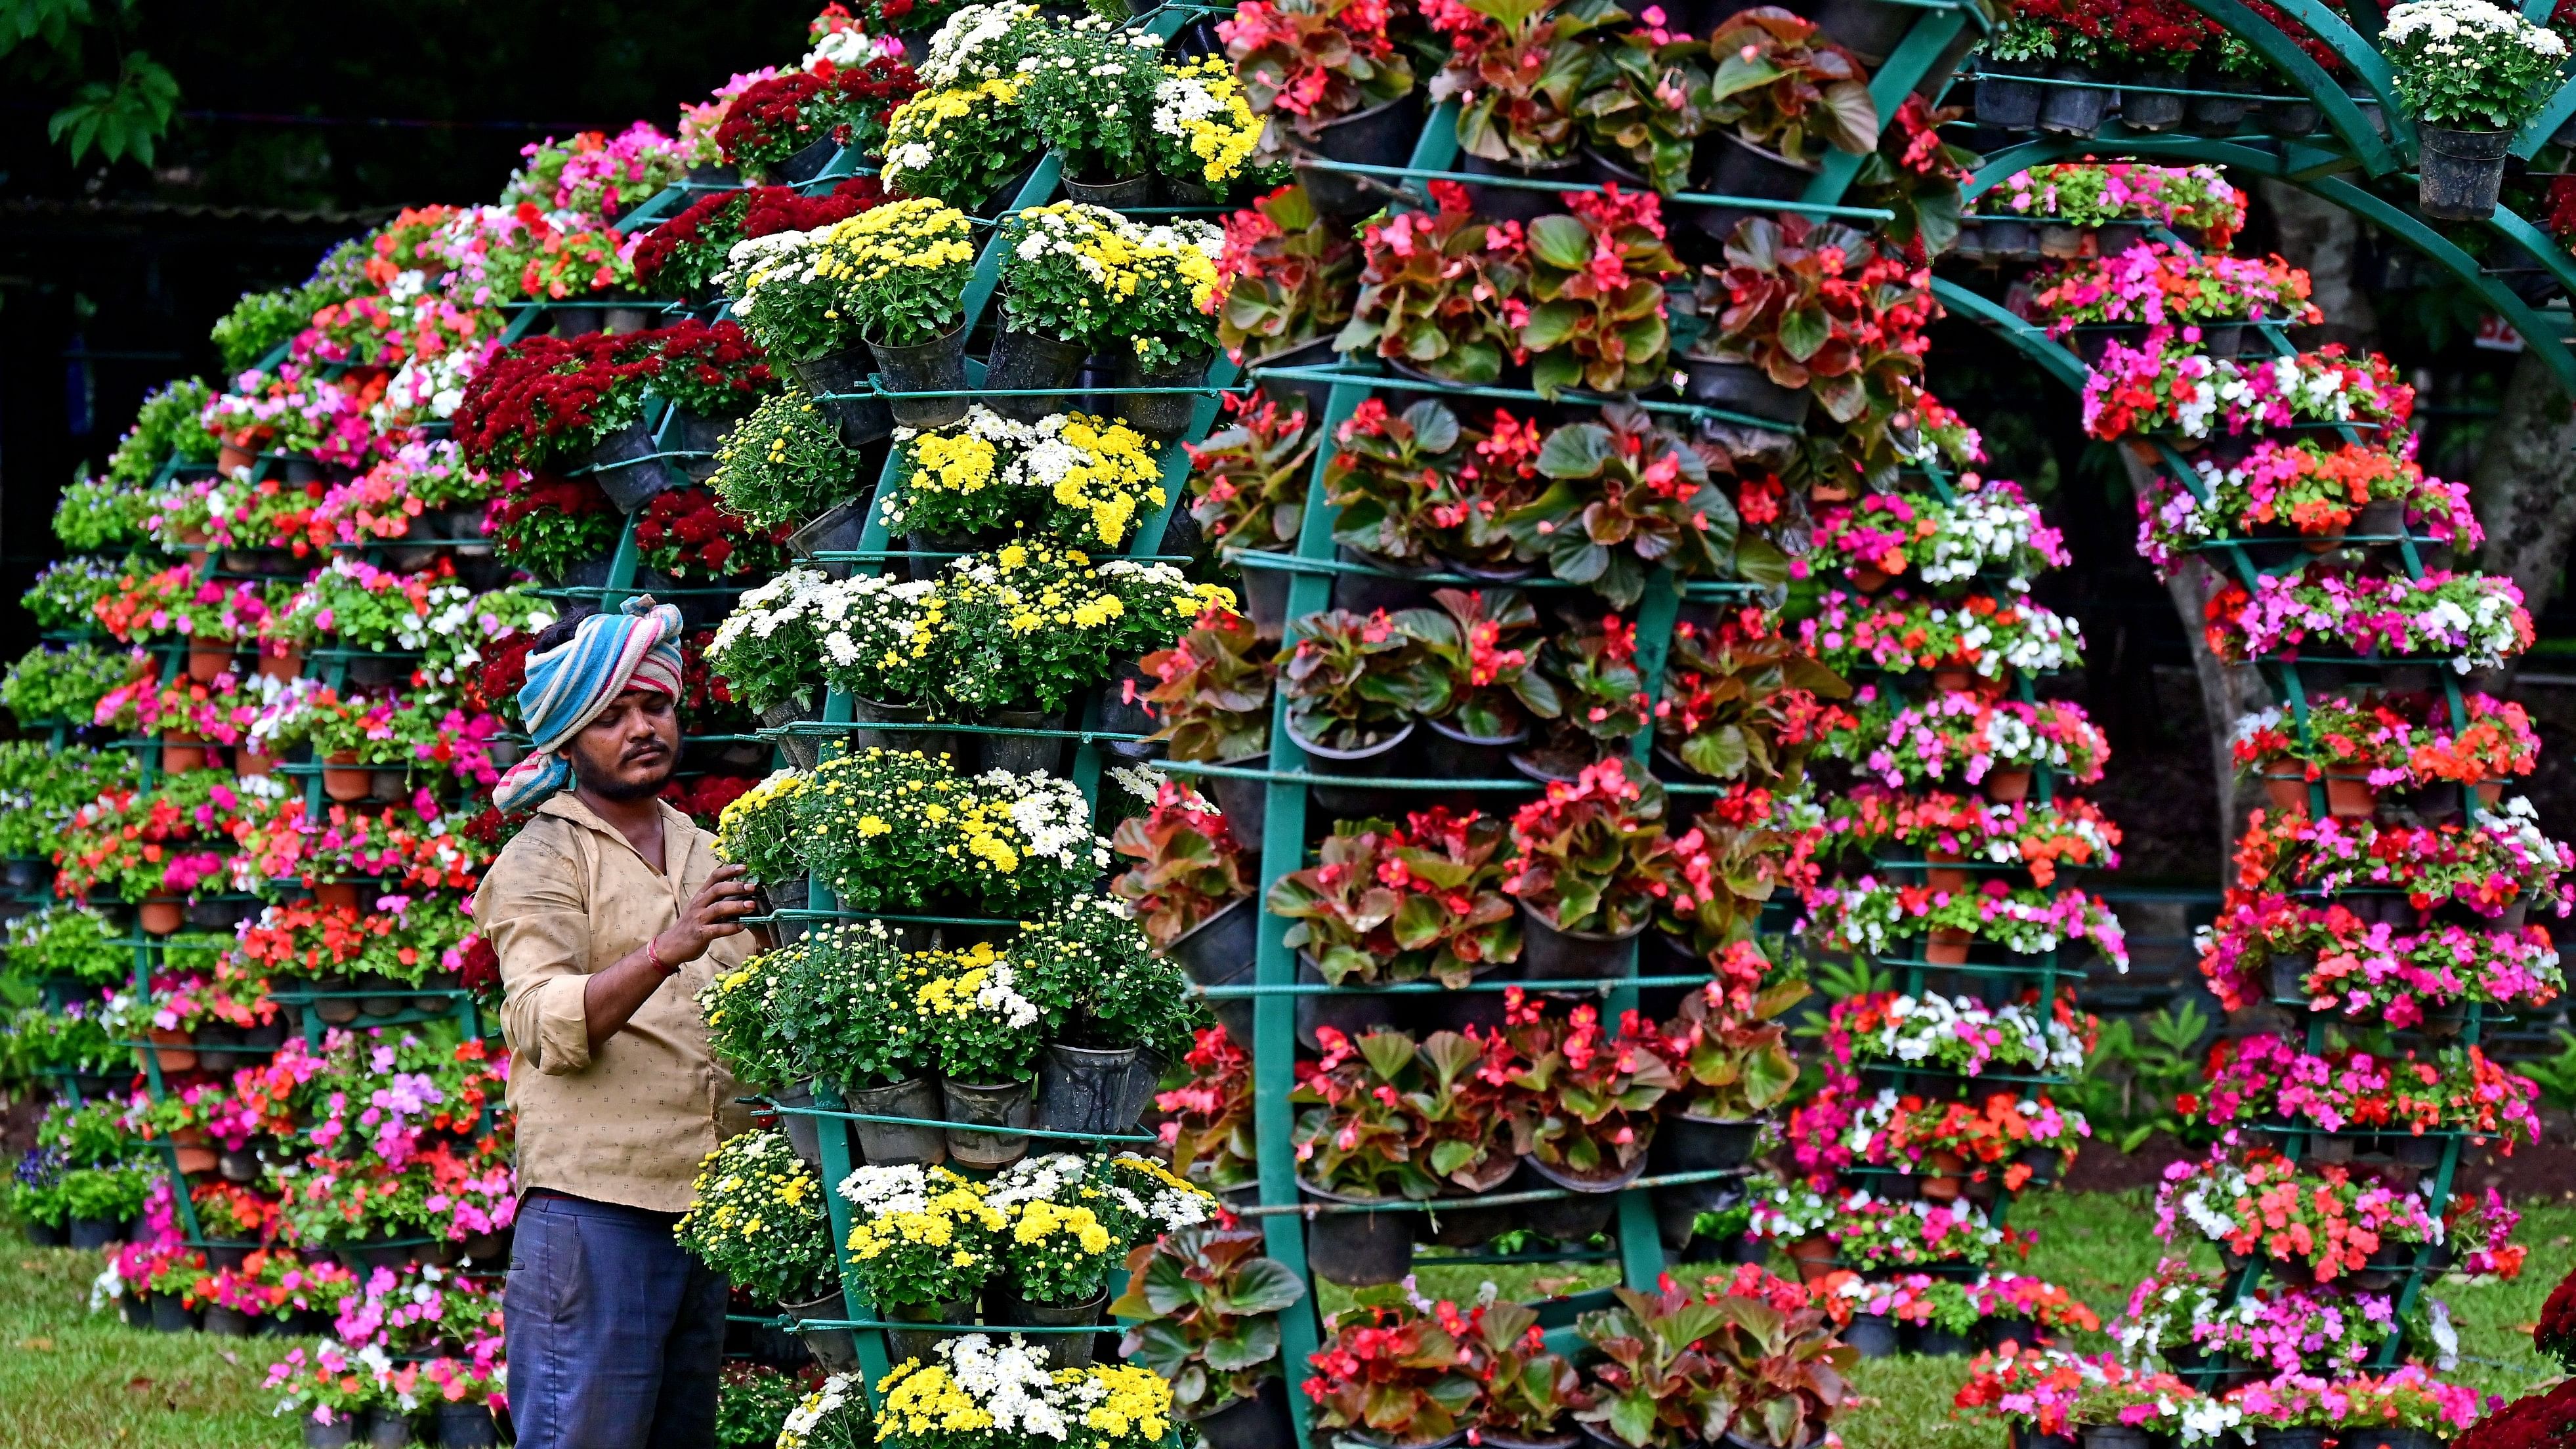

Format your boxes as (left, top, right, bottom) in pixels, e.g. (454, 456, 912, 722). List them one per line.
(2513, 73, 2576, 158)
(1959, 134, 2576, 392)
(1928, 278, 2090, 391)
(2178, 0, 2406, 173)
(1803, 9, 1970, 207)
(2483, 203, 2576, 304)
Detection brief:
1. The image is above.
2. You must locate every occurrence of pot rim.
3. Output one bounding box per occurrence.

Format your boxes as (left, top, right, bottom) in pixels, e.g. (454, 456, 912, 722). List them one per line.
(1523, 1152, 1648, 1194)
(1286, 715, 1415, 761)
(1521, 900, 1651, 944)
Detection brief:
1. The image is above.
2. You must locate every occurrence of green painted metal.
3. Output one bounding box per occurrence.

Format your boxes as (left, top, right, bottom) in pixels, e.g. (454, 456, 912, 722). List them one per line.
(1803, 10, 1968, 207)
(1928, 279, 2090, 391)
(2514, 74, 2576, 158)
(2178, 0, 2406, 172)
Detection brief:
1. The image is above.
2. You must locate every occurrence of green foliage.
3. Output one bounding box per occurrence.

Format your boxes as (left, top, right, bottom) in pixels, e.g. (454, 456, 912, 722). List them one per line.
(1012, 896, 1202, 1057)
(209, 289, 311, 375)
(1110, 1225, 1305, 1413)
(49, 50, 179, 165)
(2383, 0, 2568, 129)
(0, 743, 135, 860)
(709, 390, 858, 531)
(673, 1129, 837, 1303)
(1, 644, 139, 727)
(717, 1364, 809, 1449)
(104, 378, 217, 488)
(2057, 999, 2216, 1152)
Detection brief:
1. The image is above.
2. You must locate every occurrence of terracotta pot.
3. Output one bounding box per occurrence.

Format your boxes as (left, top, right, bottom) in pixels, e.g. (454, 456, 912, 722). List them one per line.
(322, 751, 371, 803)
(236, 747, 278, 779)
(217, 442, 257, 474)
(257, 647, 303, 682)
(175, 1145, 220, 1176)
(1788, 1236, 1838, 1284)
(1985, 767, 2033, 804)
(2476, 780, 2504, 808)
(1921, 1150, 1965, 1202)
(162, 732, 208, 774)
(1809, 482, 1852, 505)
(140, 898, 187, 936)
(2324, 776, 2375, 819)
(142, 1027, 197, 1072)
(1926, 927, 1972, 966)
(2263, 770, 2308, 813)
(1849, 564, 1890, 593)
(312, 882, 362, 912)
(187, 643, 233, 684)
(1931, 665, 1975, 693)
(1926, 851, 1969, 894)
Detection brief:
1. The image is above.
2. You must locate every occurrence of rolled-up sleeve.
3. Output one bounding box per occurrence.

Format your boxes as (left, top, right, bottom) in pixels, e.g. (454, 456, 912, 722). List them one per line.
(476, 819, 599, 1076)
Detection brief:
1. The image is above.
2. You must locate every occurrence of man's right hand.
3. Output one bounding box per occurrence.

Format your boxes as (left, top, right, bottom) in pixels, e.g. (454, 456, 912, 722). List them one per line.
(654, 863, 761, 971)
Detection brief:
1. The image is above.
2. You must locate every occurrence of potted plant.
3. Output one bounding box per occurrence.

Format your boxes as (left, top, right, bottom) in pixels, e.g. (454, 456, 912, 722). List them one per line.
(1114, 1225, 1309, 1449)
(2384, 0, 2567, 220)
(1337, 182, 1532, 386)
(1654, 616, 1850, 784)
(1216, 184, 1361, 389)
(1429, 0, 1609, 219)
(1572, 1284, 1735, 1449)
(675, 1129, 843, 1368)
(1693, 1277, 1852, 1449)
(1013, 897, 1202, 1135)
(914, 944, 1047, 1168)
(1188, 396, 1318, 636)
(941, 545, 1220, 736)
(838, 1162, 1005, 1362)
(877, 72, 1042, 209)
(990, 205, 1132, 419)
(1221, 0, 1425, 216)
(1474, 1300, 1588, 1449)
(1108, 217, 1229, 443)
(1152, 55, 1266, 202)
(986, 1185, 1128, 1368)
(1513, 616, 1651, 782)
(1578, 27, 1711, 198)
(1326, 396, 1472, 587)
(1397, 588, 1562, 774)
(1691, 9, 1878, 243)
(1112, 780, 1255, 981)
(1267, 810, 1520, 1042)
(1139, 609, 1277, 830)
(1281, 608, 1435, 805)
(1021, 20, 1166, 202)
(1520, 188, 1683, 400)
(1499, 995, 1676, 1221)
(1302, 1290, 1486, 1446)
(1690, 217, 1929, 430)
(1502, 758, 1684, 977)
(1290, 1028, 1438, 1286)
(1653, 956, 1808, 1171)
(1503, 406, 1739, 610)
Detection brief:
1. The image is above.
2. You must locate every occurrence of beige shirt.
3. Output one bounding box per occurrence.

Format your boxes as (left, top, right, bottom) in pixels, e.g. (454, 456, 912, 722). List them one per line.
(475, 792, 753, 1215)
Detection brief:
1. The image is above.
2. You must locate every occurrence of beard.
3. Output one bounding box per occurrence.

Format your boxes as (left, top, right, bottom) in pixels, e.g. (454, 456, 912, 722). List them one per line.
(571, 748, 677, 801)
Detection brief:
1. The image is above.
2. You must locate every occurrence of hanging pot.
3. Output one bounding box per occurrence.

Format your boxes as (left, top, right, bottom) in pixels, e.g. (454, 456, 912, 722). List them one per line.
(984, 324, 1090, 424)
(1416, 1154, 1519, 1248)
(1115, 347, 1212, 444)
(1329, 544, 1437, 614)
(1805, 0, 1914, 64)
(988, 1284, 1107, 1368)
(1924, 927, 1973, 967)
(867, 321, 974, 430)
(786, 499, 870, 580)
(759, 697, 825, 771)
(2419, 126, 2512, 221)
(139, 898, 186, 937)
(1063, 171, 1154, 207)
(2123, 70, 2187, 131)
(1651, 1113, 1760, 1171)
(785, 350, 897, 448)
(2188, 70, 2258, 131)
(780, 1289, 861, 1372)
(1189, 1379, 1299, 1449)
(2323, 774, 2375, 818)
(187, 642, 234, 684)
(434, 1405, 500, 1449)
(1677, 353, 1812, 426)
(847, 694, 958, 766)
(70, 1216, 125, 1250)
(589, 419, 677, 513)
(1416, 716, 1526, 782)
(1295, 951, 1406, 1050)
(1205, 753, 1271, 852)
(1456, 150, 1586, 226)
(766, 134, 842, 185)
(2014, 1144, 2062, 1186)
(1974, 59, 2046, 130)
(1168, 894, 1258, 1045)
(1298, 1177, 1414, 1285)
(1911, 1322, 1975, 1356)
(1515, 1155, 1641, 1242)
(1292, 94, 1425, 219)
(1037, 1042, 1143, 1135)
(940, 1076, 1036, 1167)
(2081, 1426, 2154, 1449)
(2037, 66, 2108, 136)
(1843, 1316, 1902, 1358)
(773, 1081, 824, 1169)
(2259, 97, 2321, 138)
(882, 1294, 977, 1368)
(2252, 1431, 2329, 1449)
(974, 707, 1069, 776)
(843, 1075, 946, 1166)
(1291, 718, 1416, 819)
(152, 1293, 198, 1333)
(1685, 134, 1821, 248)
(1984, 767, 2033, 804)
(322, 751, 372, 803)
(1518, 902, 1645, 984)
(1223, 546, 1292, 642)
(161, 732, 208, 774)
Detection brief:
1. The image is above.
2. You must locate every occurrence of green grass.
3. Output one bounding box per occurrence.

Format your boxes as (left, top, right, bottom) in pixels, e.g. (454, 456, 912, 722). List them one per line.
(0, 1247, 297, 1448)
(1, 1194, 2567, 1448)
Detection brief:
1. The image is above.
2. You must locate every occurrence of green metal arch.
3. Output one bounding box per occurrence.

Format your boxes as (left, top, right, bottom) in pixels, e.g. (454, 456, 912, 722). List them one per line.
(1963, 133, 2576, 392)
(2181, 0, 2409, 173)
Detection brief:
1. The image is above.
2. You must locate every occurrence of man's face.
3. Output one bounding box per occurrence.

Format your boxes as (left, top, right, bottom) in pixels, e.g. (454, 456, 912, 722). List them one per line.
(564, 688, 680, 801)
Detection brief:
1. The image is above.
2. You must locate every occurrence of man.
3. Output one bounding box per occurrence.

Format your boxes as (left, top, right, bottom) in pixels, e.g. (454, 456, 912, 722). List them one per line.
(475, 597, 765, 1448)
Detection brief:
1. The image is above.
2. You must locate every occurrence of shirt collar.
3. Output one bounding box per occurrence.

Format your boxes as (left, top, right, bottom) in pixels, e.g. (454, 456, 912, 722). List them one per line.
(535, 790, 700, 876)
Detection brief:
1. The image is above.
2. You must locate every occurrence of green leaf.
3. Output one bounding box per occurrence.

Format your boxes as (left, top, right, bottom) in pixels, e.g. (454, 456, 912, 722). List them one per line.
(1536, 421, 1611, 479)
(1221, 1257, 1309, 1316)
(1526, 213, 1597, 271)
(1530, 349, 1580, 402)
(1777, 304, 1830, 364)
(1521, 301, 1581, 353)
(1357, 1029, 1416, 1083)
(1707, 54, 1788, 103)
(1406, 400, 1461, 454)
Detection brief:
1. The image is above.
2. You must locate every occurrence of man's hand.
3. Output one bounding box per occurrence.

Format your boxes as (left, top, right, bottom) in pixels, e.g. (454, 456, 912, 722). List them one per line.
(653, 863, 761, 971)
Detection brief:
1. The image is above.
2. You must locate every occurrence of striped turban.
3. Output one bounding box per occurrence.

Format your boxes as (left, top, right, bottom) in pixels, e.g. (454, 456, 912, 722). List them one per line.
(493, 595, 687, 813)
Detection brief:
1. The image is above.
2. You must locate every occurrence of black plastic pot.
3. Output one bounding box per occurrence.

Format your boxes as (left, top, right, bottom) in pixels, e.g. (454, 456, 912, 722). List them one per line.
(975, 707, 1069, 776)
(848, 694, 958, 765)
(1977, 217, 2037, 259)
(1206, 752, 1271, 849)
(1065, 172, 1154, 208)
(1170, 895, 1259, 1045)
(1295, 951, 1406, 1050)
(940, 1076, 1035, 1167)
(1843, 1316, 1901, 1358)
(589, 419, 677, 512)
(2015, 1144, 2061, 1187)
(1330, 544, 1437, 614)
(1974, 60, 2045, 130)
(1458, 150, 1586, 225)
(23, 1217, 63, 1248)
(1293, 94, 1425, 218)
(436, 1404, 501, 1448)
(303, 1418, 358, 1449)
(770, 135, 841, 185)
(1416, 1158, 1519, 1248)
(2123, 70, 2186, 131)
(1292, 718, 1416, 818)
(1653, 1113, 1761, 1171)
(990, 1284, 1107, 1368)
(1911, 1324, 1974, 1356)
(1226, 547, 1292, 642)
(786, 499, 868, 579)
(201, 1304, 251, 1337)
(1807, 0, 1913, 62)
(868, 322, 973, 430)
(1116, 348, 1211, 443)
(1191, 1379, 1298, 1449)
(1519, 902, 1644, 984)
(1985, 1315, 2040, 1351)
(2344, 1429, 2439, 1449)
(2188, 72, 2258, 131)
(987, 324, 1089, 423)
(152, 1293, 197, 1333)
(2419, 125, 2512, 222)
(782, 1289, 862, 1373)
(2082, 1426, 2154, 1449)
(1516, 1156, 1637, 1242)
(883, 1294, 977, 1367)
(1686, 135, 1819, 247)
(1245, 335, 1340, 430)
(2254, 1431, 2329, 1449)
(2260, 98, 2321, 138)
(774, 1082, 824, 1169)
(1298, 1179, 1414, 1285)
(2037, 66, 2107, 136)
(1038, 1042, 1143, 1135)
(848, 1076, 948, 1166)
(1678, 353, 1812, 425)
(786, 350, 897, 448)
(1417, 715, 1525, 782)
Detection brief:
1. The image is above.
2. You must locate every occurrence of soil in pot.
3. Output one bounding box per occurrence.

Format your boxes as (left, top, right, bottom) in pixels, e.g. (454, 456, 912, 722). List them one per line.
(1298, 1179, 1415, 1285)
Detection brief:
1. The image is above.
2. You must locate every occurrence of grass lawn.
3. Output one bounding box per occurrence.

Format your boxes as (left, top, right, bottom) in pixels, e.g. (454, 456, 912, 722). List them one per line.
(0, 1193, 2567, 1448)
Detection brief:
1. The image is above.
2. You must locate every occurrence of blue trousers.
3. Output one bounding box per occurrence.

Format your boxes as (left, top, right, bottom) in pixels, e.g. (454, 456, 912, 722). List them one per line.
(505, 1192, 727, 1449)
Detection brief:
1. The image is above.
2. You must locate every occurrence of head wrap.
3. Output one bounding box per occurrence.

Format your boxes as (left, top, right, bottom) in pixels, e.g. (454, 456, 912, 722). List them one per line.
(492, 595, 686, 813)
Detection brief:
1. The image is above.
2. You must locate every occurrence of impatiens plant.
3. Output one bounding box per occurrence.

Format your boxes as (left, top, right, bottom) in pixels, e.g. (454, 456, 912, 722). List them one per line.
(1798, 589, 2084, 682)
(2201, 567, 2533, 671)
